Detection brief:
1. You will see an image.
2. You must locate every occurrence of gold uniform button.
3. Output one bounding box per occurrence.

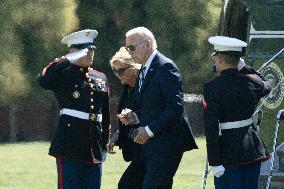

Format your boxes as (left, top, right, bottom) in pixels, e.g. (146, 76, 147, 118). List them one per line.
(90, 92, 94, 95)
(91, 105, 94, 109)
(91, 99, 94, 102)
(73, 91, 80, 98)
(67, 123, 71, 127)
(88, 79, 92, 82)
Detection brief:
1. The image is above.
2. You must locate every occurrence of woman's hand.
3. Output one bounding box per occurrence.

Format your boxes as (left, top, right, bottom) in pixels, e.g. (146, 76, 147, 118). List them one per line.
(106, 140, 116, 154)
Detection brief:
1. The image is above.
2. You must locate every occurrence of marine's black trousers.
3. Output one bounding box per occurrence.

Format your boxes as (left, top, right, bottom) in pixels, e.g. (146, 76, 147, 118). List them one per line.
(56, 157, 101, 189)
(214, 162, 261, 189)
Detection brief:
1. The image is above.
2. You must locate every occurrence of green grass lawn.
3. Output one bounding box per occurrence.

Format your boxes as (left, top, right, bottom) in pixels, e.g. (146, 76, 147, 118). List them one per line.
(0, 137, 214, 189)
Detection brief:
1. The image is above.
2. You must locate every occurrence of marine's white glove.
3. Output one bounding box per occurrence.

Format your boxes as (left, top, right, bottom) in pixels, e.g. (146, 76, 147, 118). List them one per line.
(65, 48, 88, 65)
(211, 165, 225, 178)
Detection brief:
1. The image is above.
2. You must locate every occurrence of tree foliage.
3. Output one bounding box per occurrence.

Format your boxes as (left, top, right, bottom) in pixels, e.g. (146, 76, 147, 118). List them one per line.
(0, 0, 222, 103)
(0, 0, 78, 103)
(77, 0, 222, 94)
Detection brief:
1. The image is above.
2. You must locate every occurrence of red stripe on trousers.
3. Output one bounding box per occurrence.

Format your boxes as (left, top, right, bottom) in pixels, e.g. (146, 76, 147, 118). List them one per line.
(59, 157, 64, 189)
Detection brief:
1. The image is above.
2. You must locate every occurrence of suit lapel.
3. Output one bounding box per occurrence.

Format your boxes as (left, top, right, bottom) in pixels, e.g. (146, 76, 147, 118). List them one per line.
(135, 70, 141, 96)
(139, 54, 158, 95)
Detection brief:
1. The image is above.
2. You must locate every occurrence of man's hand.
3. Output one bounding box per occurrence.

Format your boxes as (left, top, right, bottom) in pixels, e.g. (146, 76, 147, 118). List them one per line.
(117, 108, 140, 125)
(211, 165, 225, 178)
(134, 127, 150, 144)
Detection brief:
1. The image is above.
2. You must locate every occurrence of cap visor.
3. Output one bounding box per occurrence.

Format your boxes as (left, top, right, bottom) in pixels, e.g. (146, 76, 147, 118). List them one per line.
(69, 43, 96, 49)
(87, 44, 96, 49)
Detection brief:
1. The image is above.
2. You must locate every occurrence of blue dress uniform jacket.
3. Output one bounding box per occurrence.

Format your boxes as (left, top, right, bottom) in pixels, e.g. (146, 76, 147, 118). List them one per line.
(37, 57, 110, 163)
(203, 68, 271, 167)
(240, 65, 265, 79)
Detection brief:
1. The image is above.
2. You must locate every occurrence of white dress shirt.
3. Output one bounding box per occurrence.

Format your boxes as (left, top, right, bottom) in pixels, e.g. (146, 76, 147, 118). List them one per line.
(141, 49, 157, 77)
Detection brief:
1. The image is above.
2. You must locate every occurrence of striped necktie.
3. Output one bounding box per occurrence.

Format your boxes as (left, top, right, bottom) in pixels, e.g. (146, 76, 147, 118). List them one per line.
(138, 66, 146, 92)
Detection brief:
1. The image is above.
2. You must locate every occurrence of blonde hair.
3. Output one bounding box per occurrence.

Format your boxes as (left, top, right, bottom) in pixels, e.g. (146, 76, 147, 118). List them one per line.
(110, 47, 141, 69)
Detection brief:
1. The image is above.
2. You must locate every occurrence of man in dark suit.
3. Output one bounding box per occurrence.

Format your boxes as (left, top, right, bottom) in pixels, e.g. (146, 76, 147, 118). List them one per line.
(118, 27, 198, 189)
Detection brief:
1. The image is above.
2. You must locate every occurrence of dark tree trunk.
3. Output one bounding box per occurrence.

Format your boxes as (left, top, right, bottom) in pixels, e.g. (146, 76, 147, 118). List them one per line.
(219, 0, 249, 42)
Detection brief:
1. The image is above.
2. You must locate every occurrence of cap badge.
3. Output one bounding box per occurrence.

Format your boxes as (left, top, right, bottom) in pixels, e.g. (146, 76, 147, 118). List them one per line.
(73, 91, 80, 98)
(85, 31, 90, 36)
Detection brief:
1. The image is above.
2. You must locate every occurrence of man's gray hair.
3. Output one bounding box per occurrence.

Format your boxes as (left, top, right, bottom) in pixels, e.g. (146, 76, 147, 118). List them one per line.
(126, 27, 157, 50)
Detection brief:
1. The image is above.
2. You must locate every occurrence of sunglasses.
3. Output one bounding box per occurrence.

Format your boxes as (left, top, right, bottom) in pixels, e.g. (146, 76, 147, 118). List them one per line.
(125, 40, 146, 52)
(112, 66, 131, 75)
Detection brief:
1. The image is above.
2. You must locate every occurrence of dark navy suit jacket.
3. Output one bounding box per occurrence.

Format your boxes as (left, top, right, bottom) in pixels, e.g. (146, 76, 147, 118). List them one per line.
(135, 51, 198, 157)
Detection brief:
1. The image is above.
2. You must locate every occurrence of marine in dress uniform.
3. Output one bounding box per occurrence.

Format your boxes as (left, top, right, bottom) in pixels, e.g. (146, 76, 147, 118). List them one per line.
(37, 29, 110, 189)
(203, 36, 271, 189)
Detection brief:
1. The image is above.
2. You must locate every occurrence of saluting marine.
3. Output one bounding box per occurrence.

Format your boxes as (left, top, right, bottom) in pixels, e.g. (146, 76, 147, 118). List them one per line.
(37, 29, 110, 189)
(203, 36, 271, 189)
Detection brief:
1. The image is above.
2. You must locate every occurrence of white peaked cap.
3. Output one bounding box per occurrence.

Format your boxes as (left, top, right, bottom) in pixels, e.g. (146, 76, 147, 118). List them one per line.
(61, 29, 98, 48)
(208, 36, 247, 55)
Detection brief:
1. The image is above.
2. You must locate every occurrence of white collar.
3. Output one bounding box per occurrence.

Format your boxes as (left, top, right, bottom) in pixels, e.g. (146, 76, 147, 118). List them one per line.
(142, 49, 157, 75)
(238, 58, 246, 71)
